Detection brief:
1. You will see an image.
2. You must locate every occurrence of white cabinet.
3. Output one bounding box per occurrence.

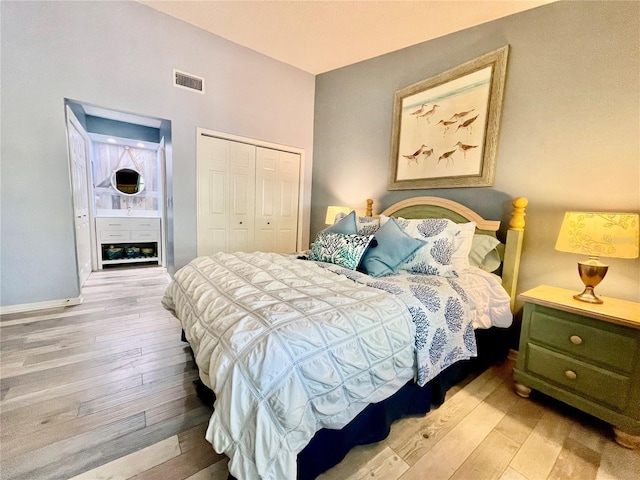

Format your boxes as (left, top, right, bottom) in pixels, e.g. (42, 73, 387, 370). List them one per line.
(197, 135, 301, 256)
(96, 217, 161, 268)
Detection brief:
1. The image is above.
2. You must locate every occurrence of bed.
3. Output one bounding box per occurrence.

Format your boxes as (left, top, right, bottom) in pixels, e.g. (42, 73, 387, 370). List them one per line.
(161, 195, 527, 480)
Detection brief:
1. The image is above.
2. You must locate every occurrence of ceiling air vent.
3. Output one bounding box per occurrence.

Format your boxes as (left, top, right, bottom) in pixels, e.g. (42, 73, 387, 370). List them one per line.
(173, 69, 205, 94)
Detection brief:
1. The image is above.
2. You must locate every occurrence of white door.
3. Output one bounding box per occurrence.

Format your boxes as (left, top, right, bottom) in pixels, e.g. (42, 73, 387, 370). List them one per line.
(197, 136, 230, 255)
(276, 150, 301, 252)
(66, 107, 93, 286)
(197, 135, 256, 255)
(255, 147, 300, 253)
(157, 137, 166, 267)
(229, 142, 256, 252)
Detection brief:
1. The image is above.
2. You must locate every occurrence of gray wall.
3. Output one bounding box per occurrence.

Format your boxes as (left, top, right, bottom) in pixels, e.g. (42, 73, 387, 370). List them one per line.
(0, 1, 315, 307)
(313, 1, 640, 304)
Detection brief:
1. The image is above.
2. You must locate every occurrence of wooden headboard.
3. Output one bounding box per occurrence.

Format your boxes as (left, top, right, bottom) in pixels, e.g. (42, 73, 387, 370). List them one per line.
(366, 196, 528, 313)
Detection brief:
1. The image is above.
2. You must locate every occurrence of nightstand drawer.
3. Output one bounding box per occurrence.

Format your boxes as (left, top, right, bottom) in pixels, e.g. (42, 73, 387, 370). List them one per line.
(529, 305, 639, 374)
(527, 343, 631, 410)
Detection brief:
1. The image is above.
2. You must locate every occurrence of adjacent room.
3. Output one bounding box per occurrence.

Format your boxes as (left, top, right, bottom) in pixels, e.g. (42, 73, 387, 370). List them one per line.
(1, 1, 638, 479)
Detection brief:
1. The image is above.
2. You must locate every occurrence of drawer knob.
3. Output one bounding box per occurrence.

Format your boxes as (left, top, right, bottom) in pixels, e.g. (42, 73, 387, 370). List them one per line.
(570, 335, 583, 345)
(565, 370, 577, 380)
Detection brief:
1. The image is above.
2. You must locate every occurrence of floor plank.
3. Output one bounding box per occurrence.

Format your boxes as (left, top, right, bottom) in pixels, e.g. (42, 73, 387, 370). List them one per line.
(66, 435, 181, 480)
(547, 436, 600, 480)
(449, 430, 520, 480)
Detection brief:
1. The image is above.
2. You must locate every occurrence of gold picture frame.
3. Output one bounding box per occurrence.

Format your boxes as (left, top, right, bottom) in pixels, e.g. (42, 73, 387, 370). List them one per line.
(389, 46, 509, 190)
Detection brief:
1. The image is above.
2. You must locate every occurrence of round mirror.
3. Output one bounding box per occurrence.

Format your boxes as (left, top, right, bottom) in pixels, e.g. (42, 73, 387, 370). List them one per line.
(111, 168, 145, 195)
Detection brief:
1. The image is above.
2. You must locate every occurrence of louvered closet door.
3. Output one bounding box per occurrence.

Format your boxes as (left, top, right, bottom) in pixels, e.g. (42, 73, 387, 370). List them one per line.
(255, 147, 300, 253)
(197, 136, 256, 255)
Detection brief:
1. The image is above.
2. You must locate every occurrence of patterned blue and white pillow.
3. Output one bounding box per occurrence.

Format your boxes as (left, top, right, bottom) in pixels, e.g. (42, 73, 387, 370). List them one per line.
(380, 216, 475, 277)
(309, 232, 374, 270)
(356, 216, 380, 236)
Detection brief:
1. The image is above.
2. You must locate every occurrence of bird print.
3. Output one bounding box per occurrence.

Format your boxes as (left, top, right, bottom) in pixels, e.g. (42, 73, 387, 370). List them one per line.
(453, 142, 479, 158)
(418, 104, 439, 124)
(455, 114, 479, 134)
(409, 103, 427, 116)
(449, 109, 475, 121)
(436, 119, 457, 135)
(438, 149, 457, 166)
(422, 147, 434, 160)
(403, 144, 429, 166)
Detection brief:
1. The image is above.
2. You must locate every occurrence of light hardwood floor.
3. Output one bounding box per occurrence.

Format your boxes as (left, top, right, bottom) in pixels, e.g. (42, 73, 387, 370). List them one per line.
(1, 267, 638, 479)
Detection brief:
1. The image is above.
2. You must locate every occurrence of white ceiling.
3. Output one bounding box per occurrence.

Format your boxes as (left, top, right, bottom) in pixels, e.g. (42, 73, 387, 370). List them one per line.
(140, 1, 554, 74)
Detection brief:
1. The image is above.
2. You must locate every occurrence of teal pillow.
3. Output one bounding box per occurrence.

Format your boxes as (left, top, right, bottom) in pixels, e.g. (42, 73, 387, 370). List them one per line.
(325, 210, 357, 235)
(309, 231, 373, 270)
(360, 218, 426, 277)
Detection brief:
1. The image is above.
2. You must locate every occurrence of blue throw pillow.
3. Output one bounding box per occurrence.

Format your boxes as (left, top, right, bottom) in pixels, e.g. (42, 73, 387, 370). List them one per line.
(325, 210, 357, 235)
(360, 218, 426, 277)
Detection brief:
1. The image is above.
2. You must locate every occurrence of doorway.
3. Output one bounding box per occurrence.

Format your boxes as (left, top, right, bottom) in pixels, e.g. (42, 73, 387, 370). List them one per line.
(64, 100, 173, 286)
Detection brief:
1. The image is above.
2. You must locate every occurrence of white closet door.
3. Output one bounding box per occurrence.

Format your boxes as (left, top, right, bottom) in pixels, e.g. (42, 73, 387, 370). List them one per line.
(197, 136, 230, 255)
(229, 142, 256, 252)
(255, 148, 278, 252)
(276, 151, 301, 252)
(255, 147, 300, 253)
(197, 135, 256, 255)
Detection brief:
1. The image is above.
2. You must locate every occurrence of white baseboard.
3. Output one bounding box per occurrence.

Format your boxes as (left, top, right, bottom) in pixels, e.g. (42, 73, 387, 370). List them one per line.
(0, 296, 83, 315)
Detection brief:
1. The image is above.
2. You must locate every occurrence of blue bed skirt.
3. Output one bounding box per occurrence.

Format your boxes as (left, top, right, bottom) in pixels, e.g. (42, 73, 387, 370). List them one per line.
(184, 326, 510, 480)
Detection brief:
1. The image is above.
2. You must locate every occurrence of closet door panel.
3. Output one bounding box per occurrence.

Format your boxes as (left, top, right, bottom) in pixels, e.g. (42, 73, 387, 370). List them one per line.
(255, 148, 278, 252)
(197, 136, 230, 255)
(255, 148, 300, 253)
(229, 142, 256, 252)
(277, 151, 301, 253)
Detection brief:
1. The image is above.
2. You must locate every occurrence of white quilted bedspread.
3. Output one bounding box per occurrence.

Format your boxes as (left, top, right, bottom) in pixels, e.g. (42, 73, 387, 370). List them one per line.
(162, 252, 417, 480)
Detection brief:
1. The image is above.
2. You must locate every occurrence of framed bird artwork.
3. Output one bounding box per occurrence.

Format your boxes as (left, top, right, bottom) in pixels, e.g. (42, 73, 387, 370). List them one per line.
(389, 45, 509, 190)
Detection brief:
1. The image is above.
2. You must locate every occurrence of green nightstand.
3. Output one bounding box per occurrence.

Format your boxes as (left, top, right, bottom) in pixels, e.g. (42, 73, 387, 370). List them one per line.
(513, 285, 640, 449)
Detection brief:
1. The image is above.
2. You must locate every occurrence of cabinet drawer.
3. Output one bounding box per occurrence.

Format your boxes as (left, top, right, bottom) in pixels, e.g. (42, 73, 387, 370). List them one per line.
(527, 343, 631, 410)
(528, 306, 639, 374)
(130, 219, 160, 230)
(100, 230, 131, 241)
(97, 219, 130, 231)
(131, 230, 159, 241)
(96, 217, 159, 230)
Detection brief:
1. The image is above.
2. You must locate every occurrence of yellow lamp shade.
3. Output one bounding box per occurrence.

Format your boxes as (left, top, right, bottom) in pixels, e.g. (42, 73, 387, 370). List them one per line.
(555, 212, 639, 259)
(325, 206, 352, 225)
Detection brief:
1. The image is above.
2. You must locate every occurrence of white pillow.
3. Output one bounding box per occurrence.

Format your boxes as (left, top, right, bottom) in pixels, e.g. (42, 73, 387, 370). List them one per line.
(381, 215, 475, 277)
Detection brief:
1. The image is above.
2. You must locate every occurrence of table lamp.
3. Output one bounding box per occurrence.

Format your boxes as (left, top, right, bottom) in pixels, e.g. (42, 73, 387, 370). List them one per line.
(325, 206, 351, 225)
(555, 212, 639, 304)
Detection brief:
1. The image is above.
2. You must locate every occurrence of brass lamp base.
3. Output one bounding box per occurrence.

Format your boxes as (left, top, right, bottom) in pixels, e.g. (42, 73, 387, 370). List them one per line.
(573, 286, 603, 304)
(574, 259, 608, 304)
